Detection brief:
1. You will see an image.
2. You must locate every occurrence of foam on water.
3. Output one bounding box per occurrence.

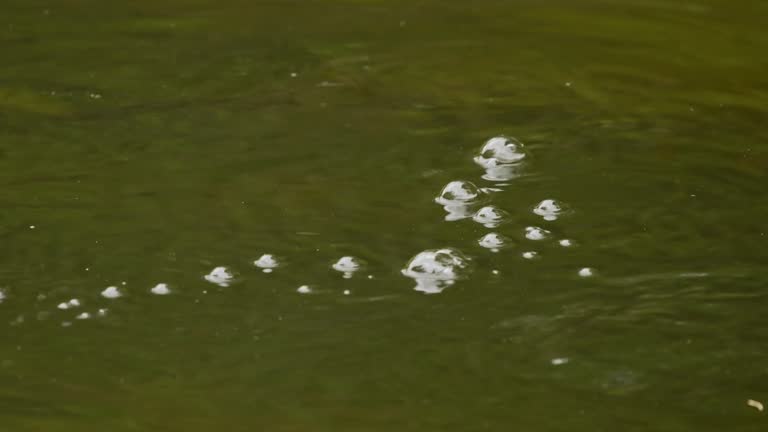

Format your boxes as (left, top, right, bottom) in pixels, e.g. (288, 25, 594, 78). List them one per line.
(533, 199, 569, 221)
(473, 206, 510, 228)
(332, 256, 364, 279)
(254, 254, 280, 273)
(204, 266, 235, 287)
(478, 233, 512, 252)
(401, 248, 471, 294)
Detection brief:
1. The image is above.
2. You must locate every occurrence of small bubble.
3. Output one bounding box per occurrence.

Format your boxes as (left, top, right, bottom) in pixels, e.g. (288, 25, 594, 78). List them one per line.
(75, 312, 90, 320)
(473, 206, 510, 228)
(98, 308, 108, 316)
(204, 266, 235, 287)
(533, 199, 569, 221)
(343, 290, 351, 295)
(150, 283, 171, 295)
(578, 267, 594, 277)
(525, 226, 551, 241)
(492, 269, 500, 275)
(435, 180, 487, 221)
(254, 254, 280, 272)
(29, 225, 35, 229)
(522, 251, 538, 260)
(332, 256, 364, 279)
(551, 357, 570, 366)
(559, 239, 573, 247)
(101, 286, 122, 299)
(297, 285, 312, 294)
(478, 232, 512, 252)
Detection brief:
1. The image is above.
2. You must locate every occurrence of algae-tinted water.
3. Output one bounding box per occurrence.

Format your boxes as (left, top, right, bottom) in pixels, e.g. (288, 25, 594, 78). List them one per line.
(1, 0, 768, 430)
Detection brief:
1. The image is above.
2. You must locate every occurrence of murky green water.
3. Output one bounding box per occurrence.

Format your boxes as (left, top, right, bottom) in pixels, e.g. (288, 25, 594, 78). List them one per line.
(2, 0, 768, 430)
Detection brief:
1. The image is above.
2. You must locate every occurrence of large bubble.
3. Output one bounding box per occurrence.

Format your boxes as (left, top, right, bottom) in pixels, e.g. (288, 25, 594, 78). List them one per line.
(401, 248, 472, 294)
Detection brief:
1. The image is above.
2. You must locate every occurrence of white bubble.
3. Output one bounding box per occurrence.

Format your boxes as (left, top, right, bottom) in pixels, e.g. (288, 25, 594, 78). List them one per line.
(57, 302, 69, 310)
(297, 285, 312, 294)
(68, 299, 80, 307)
(401, 248, 471, 294)
(559, 239, 573, 247)
(204, 266, 235, 287)
(76, 312, 90, 320)
(478, 232, 512, 252)
(533, 199, 568, 221)
(578, 267, 594, 277)
(474, 136, 527, 181)
(98, 308, 108, 316)
(492, 269, 500, 275)
(551, 357, 570, 366)
(150, 283, 172, 295)
(254, 254, 280, 272)
(435, 180, 487, 221)
(0, 289, 5, 303)
(525, 226, 551, 241)
(101, 286, 122, 299)
(343, 290, 351, 295)
(473, 206, 510, 228)
(522, 251, 538, 260)
(332, 256, 364, 279)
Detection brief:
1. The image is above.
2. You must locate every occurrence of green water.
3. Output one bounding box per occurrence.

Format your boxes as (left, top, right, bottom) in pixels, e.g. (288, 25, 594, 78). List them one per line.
(2, 0, 768, 430)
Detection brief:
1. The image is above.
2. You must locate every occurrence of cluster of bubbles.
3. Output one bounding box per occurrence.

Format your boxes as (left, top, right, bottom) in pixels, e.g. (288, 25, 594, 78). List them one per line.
(3, 135, 598, 327)
(402, 135, 594, 293)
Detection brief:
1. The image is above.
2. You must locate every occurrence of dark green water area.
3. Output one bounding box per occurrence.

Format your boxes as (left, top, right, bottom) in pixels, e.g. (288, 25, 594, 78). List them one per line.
(1, 0, 767, 430)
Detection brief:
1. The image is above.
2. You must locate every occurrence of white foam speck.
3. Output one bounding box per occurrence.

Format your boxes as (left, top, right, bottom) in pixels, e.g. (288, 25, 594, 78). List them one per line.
(559, 239, 573, 247)
(578, 267, 594, 277)
(551, 357, 570, 366)
(297, 285, 312, 294)
(522, 251, 538, 260)
(76, 312, 90, 320)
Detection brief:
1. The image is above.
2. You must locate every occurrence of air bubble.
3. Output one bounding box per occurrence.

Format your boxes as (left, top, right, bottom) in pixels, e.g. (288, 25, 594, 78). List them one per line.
(297, 285, 312, 294)
(473, 206, 510, 228)
(204, 266, 235, 287)
(525, 226, 551, 241)
(332, 256, 364, 279)
(101, 286, 122, 299)
(150, 283, 172, 295)
(254, 254, 280, 273)
(401, 248, 472, 294)
(522, 251, 538, 260)
(559, 239, 573, 247)
(474, 136, 527, 181)
(533, 199, 569, 221)
(435, 180, 488, 221)
(478, 232, 512, 252)
(578, 267, 594, 277)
